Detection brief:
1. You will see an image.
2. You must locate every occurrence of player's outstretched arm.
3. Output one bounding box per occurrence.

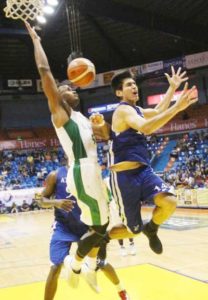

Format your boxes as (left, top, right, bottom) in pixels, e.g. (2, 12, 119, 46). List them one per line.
(123, 82, 198, 135)
(25, 21, 59, 114)
(142, 66, 188, 118)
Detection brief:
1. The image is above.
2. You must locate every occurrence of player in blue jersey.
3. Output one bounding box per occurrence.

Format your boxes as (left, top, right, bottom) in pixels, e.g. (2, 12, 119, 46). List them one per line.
(109, 68, 198, 254)
(38, 166, 130, 300)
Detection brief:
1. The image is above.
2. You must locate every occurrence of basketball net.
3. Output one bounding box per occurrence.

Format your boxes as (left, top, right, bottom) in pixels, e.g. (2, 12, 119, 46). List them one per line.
(4, 0, 44, 21)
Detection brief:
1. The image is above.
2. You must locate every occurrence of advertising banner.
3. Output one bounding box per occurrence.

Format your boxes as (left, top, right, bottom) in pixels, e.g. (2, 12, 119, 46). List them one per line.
(141, 61, 163, 74)
(163, 56, 185, 72)
(185, 51, 208, 69)
(0, 187, 43, 207)
(176, 188, 208, 207)
(0, 137, 60, 151)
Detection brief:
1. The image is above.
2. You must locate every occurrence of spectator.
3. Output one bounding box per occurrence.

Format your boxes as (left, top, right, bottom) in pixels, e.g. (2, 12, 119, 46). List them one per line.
(20, 200, 30, 212)
(30, 198, 40, 211)
(10, 202, 19, 214)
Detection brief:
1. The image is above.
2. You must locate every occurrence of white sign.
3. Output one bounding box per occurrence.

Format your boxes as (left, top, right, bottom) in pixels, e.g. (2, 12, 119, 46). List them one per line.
(185, 51, 208, 69)
(141, 61, 163, 74)
(7, 79, 32, 87)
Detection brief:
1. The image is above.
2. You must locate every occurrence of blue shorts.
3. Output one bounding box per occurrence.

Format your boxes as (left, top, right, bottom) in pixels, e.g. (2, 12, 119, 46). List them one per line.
(50, 221, 88, 265)
(110, 165, 174, 234)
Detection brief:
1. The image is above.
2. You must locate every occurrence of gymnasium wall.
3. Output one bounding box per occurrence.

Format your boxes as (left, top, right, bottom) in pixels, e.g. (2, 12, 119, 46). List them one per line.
(0, 94, 51, 129)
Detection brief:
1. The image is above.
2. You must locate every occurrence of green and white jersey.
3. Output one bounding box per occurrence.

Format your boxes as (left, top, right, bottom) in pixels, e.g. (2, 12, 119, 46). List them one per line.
(53, 110, 98, 163)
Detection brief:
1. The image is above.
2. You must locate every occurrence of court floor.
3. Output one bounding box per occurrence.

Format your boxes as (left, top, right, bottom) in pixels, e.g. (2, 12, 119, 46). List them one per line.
(0, 208, 208, 299)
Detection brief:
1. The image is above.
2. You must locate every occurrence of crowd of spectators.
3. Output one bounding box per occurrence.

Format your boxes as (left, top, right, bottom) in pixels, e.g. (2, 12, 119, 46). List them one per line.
(1, 129, 208, 214)
(0, 198, 40, 214)
(163, 130, 208, 189)
(0, 148, 65, 191)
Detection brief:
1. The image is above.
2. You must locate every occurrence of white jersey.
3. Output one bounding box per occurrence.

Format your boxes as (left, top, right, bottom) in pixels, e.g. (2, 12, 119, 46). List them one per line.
(53, 110, 98, 163)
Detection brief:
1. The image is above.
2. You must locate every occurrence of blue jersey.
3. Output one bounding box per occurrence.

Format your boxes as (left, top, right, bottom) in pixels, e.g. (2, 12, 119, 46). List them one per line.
(110, 102, 150, 166)
(54, 166, 87, 235)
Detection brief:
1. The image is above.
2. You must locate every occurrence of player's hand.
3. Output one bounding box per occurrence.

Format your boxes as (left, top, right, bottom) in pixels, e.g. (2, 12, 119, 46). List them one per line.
(174, 82, 198, 112)
(165, 66, 188, 90)
(25, 21, 41, 41)
(55, 199, 75, 212)
(89, 113, 105, 126)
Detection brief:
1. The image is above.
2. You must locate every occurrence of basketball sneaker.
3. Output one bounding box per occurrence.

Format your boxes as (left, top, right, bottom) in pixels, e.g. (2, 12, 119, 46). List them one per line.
(64, 255, 80, 288)
(120, 246, 128, 257)
(143, 223, 163, 254)
(81, 262, 100, 293)
(118, 290, 130, 300)
(128, 243, 137, 256)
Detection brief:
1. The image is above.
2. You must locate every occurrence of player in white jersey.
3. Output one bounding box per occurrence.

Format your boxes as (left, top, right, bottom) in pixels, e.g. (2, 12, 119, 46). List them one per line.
(53, 109, 109, 226)
(25, 22, 111, 289)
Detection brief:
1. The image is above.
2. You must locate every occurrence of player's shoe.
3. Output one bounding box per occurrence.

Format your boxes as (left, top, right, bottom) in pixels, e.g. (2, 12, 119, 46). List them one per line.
(81, 262, 100, 293)
(64, 255, 80, 288)
(128, 243, 137, 256)
(118, 290, 130, 300)
(120, 246, 127, 256)
(143, 223, 163, 254)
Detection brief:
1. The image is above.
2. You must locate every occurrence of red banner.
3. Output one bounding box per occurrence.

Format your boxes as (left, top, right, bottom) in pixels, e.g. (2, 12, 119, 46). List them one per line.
(147, 88, 198, 106)
(156, 117, 208, 134)
(0, 137, 60, 151)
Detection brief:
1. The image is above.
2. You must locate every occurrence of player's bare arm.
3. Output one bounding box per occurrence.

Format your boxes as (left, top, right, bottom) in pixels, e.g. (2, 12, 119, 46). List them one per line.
(38, 171, 74, 211)
(115, 83, 198, 135)
(25, 21, 79, 128)
(141, 66, 188, 118)
(25, 21, 60, 114)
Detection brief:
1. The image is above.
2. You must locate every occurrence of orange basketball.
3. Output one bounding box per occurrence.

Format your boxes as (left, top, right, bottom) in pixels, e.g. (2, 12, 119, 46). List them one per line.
(67, 58, 96, 88)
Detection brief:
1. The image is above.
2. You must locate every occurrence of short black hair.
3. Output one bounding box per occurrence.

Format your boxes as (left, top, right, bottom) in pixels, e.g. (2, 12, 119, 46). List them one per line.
(111, 70, 134, 94)
(57, 80, 79, 91)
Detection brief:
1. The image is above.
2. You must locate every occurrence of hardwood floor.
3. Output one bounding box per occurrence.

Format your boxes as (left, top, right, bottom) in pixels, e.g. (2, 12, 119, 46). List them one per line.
(0, 207, 207, 288)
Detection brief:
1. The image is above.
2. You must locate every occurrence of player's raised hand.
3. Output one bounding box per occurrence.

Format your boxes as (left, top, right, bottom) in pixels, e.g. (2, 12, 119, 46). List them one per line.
(25, 21, 40, 41)
(175, 82, 198, 112)
(165, 66, 188, 90)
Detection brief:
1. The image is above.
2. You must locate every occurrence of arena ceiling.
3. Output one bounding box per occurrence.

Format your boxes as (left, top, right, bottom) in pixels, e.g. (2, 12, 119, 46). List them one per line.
(1, 0, 208, 80)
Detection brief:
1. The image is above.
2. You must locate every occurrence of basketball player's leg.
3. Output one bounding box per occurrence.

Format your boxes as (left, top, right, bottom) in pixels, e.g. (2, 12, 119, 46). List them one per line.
(66, 160, 110, 267)
(67, 228, 110, 293)
(97, 239, 130, 299)
(152, 193, 177, 225)
(141, 166, 176, 254)
(45, 265, 62, 300)
(109, 169, 143, 237)
(46, 221, 77, 300)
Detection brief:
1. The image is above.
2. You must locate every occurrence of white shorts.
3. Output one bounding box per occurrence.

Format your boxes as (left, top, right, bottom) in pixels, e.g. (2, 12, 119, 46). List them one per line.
(67, 158, 109, 226)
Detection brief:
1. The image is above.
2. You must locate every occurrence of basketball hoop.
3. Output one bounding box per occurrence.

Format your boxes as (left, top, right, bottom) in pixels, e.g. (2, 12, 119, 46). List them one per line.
(4, 0, 44, 21)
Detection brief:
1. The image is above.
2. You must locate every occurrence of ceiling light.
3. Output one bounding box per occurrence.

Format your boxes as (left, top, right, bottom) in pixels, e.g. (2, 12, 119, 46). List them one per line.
(43, 5, 55, 14)
(36, 15, 47, 24)
(47, 0, 58, 6)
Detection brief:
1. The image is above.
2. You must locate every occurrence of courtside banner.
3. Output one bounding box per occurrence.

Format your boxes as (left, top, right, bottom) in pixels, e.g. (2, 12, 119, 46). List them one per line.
(196, 189, 208, 207)
(0, 187, 43, 207)
(176, 188, 208, 208)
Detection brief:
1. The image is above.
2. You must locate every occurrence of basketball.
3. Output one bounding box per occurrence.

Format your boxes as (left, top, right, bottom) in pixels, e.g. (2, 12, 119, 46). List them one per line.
(67, 58, 96, 88)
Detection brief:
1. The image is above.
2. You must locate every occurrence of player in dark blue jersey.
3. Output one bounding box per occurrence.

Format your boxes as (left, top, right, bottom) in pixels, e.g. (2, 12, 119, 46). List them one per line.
(38, 166, 130, 300)
(109, 68, 198, 254)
